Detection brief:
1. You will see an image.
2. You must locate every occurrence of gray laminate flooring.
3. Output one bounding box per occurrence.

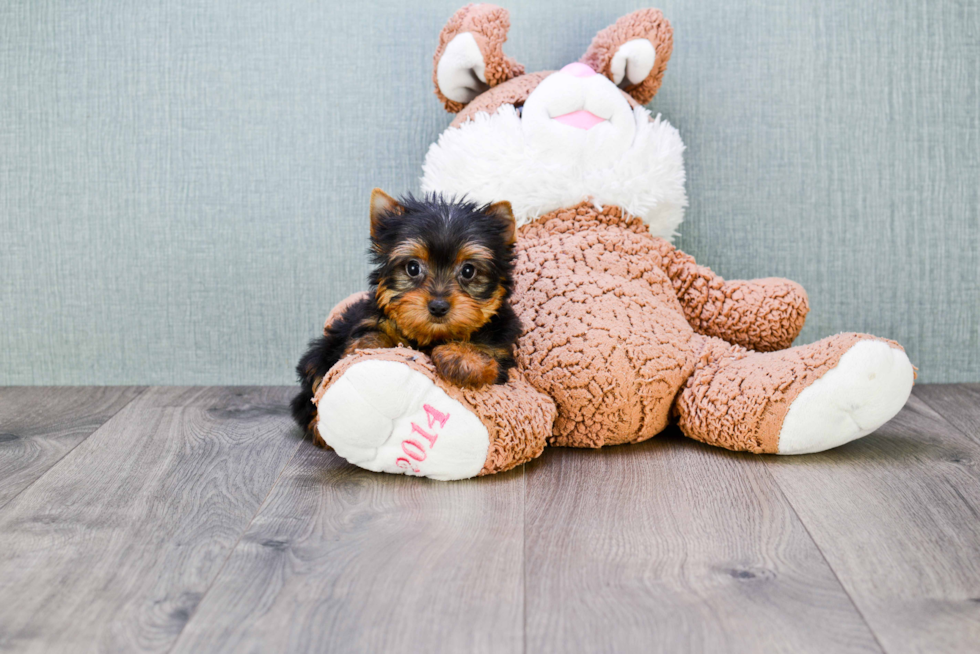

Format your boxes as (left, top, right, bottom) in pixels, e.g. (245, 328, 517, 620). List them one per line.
(0, 385, 977, 653)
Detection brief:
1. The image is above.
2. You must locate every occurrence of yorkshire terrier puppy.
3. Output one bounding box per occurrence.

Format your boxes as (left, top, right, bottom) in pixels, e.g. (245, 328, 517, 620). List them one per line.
(291, 189, 521, 438)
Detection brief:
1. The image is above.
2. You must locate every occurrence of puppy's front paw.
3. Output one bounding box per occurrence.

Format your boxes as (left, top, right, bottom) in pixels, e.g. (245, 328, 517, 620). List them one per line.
(431, 343, 499, 389)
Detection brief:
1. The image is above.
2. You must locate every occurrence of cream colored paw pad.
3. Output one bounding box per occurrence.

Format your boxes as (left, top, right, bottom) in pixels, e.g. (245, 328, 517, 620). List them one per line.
(316, 360, 490, 480)
(777, 340, 914, 455)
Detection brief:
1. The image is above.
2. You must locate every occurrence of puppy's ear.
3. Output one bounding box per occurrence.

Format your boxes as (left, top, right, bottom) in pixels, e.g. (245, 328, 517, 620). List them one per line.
(486, 201, 516, 246)
(433, 4, 525, 113)
(369, 188, 403, 240)
(579, 9, 673, 105)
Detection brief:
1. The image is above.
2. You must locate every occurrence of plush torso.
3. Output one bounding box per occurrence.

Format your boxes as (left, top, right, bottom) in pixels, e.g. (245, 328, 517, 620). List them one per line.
(422, 59, 693, 448)
(511, 202, 698, 447)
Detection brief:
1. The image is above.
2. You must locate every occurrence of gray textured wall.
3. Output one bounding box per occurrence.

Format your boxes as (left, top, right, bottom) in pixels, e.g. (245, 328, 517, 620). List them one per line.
(1, 0, 977, 385)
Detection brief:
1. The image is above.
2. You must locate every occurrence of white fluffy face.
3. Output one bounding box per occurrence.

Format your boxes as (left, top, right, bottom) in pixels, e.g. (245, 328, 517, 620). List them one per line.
(421, 68, 688, 240)
(520, 64, 637, 169)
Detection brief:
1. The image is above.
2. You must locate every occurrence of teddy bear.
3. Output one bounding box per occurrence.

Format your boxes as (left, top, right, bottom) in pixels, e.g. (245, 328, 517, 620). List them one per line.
(309, 5, 915, 481)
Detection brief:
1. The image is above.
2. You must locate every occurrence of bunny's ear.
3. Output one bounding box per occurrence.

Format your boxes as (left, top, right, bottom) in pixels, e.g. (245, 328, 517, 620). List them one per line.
(579, 9, 673, 105)
(433, 4, 525, 113)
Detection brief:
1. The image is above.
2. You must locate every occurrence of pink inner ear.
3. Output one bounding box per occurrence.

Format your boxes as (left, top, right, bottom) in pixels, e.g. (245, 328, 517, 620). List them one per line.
(560, 62, 596, 78)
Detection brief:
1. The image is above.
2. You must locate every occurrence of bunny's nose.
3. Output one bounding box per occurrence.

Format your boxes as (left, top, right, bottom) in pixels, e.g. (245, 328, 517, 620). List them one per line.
(560, 62, 597, 78)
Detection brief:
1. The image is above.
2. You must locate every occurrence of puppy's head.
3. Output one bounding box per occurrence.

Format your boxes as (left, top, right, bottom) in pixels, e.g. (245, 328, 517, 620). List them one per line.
(368, 189, 516, 346)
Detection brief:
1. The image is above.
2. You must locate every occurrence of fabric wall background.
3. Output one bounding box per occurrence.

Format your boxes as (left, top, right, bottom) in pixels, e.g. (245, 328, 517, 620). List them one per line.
(1, 0, 977, 385)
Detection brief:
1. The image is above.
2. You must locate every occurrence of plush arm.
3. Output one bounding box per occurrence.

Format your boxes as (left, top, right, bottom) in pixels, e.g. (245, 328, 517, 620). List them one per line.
(648, 239, 809, 351)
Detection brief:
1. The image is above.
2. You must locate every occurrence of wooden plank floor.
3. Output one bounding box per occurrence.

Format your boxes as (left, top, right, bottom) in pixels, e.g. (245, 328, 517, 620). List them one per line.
(0, 385, 977, 653)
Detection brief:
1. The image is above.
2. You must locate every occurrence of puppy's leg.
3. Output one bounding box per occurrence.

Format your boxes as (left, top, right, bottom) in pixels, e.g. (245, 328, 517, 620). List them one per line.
(430, 342, 501, 388)
(344, 330, 395, 356)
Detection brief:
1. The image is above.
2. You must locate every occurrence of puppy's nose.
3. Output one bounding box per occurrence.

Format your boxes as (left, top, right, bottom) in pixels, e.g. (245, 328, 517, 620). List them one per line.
(427, 298, 450, 318)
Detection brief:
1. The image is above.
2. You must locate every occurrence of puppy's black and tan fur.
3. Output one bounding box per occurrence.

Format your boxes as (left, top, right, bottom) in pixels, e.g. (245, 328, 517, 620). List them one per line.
(291, 189, 521, 438)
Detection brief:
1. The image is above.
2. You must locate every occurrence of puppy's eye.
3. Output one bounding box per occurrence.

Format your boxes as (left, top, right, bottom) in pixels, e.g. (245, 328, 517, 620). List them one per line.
(515, 105, 523, 118)
(406, 260, 422, 277)
(460, 263, 476, 280)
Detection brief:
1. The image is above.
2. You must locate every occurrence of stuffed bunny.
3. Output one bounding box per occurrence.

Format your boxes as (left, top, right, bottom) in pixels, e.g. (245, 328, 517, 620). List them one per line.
(309, 6, 914, 480)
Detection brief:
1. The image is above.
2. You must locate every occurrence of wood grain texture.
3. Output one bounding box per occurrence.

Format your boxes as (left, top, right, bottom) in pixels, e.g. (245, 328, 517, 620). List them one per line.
(914, 384, 980, 445)
(170, 444, 525, 654)
(523, 431, 881, 654)
(2, 384, 977, 652)
(765, 394, 980, 654)
(0, 386, 301, 654)
(0, 386, 144, 508)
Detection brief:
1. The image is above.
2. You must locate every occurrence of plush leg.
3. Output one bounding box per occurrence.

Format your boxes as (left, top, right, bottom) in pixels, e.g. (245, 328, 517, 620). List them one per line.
(312, 349, 556, 480)
(674, 333, 915, 454)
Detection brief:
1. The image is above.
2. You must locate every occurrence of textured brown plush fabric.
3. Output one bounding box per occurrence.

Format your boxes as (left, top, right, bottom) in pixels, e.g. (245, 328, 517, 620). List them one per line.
(313, 347, 555, 475)
(315, 203, 905, 469)
(316, 203, 817, 452)
(675, 332, 901, 453)
(322, 290, 369, 336)
(513, 203, 699, 448)
(646, 241, 809, 352)
(433, 4, 525, 113)
(450, 71, 552, 128)
(579, 8, 674, 105)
